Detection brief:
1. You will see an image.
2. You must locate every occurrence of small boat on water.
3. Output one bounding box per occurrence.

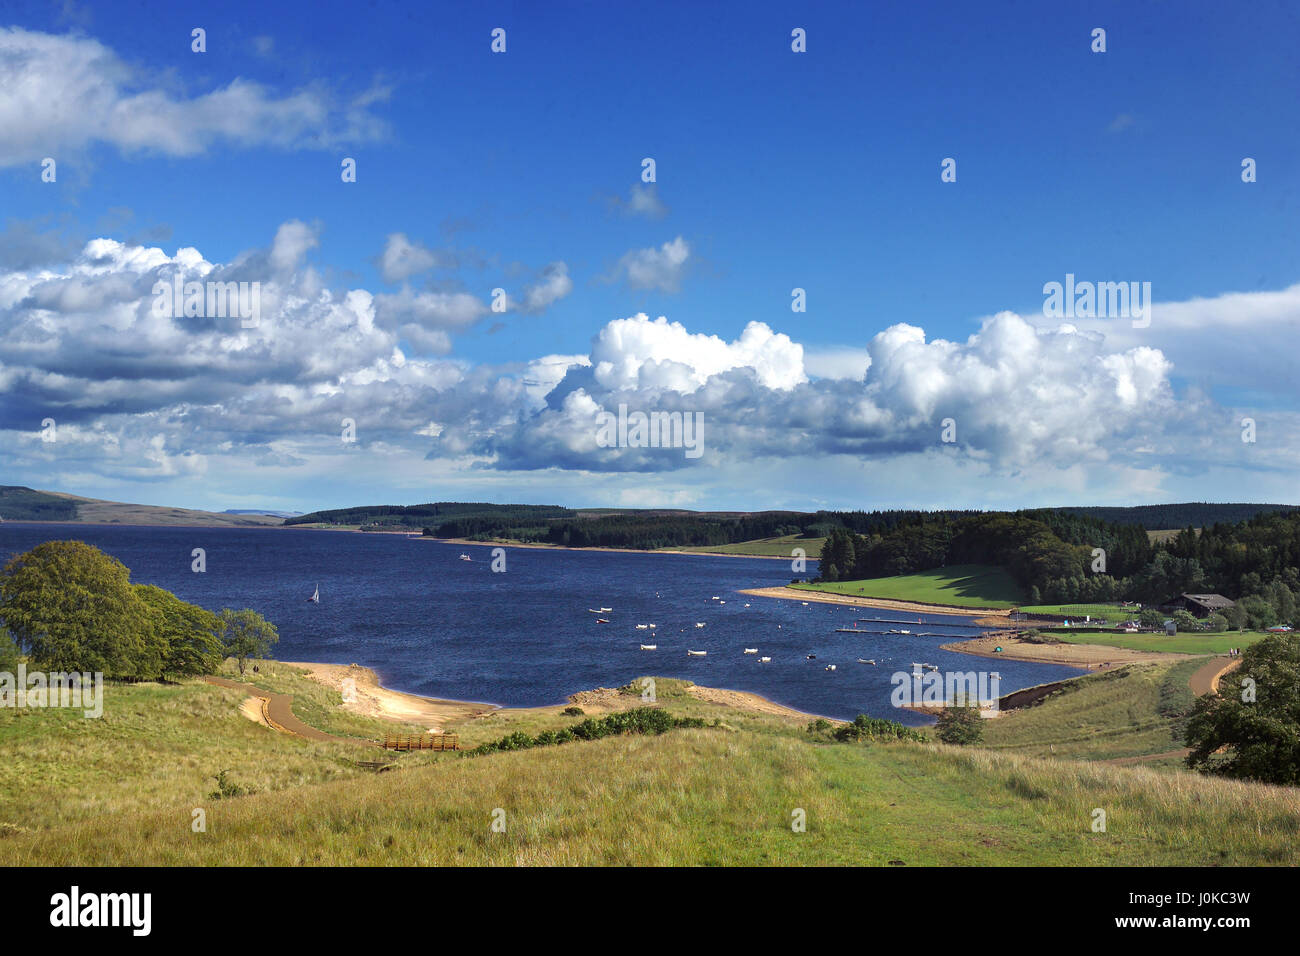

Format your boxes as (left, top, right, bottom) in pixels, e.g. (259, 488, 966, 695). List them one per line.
(825, 664, 837, 671)
(743, 603, 750, 607)
(710, 596, 720, 601)
(695, 622, 706, 628)
(596, 618, 610, 624)
(588, 609, 602, 613)
(306, 584, 319, 603)
(648, 624, 656, 629)
(635, 624, 649, 630)
(758, 656, 771, 663)
(687, 650, 707, 657)
(743, 648, 758, 654)
(806, 654, 816, 660)
(459, 554, 472, 561)
(599, 607, 612, 612)
(858, 659, 876, 665)
(640, 644, 657, 651)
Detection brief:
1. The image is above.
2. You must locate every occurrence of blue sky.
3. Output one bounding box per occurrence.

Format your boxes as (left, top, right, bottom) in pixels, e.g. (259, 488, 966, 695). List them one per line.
(2, 0, 1299, 513)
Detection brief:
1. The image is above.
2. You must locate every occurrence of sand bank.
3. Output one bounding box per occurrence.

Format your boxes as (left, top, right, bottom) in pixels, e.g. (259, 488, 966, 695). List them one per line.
(940, 634, 1194, 669)
(283, 662, 497, 731)
(739, 585, 1015, 619)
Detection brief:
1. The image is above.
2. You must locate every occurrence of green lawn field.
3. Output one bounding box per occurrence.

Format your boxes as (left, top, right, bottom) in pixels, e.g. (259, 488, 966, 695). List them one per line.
(793, 564, 1024, 609)
(1052, 631, 1269, 655)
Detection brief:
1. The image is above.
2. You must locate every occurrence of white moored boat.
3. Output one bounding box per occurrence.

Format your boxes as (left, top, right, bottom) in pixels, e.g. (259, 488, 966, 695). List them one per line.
(759, 656, 771, 663)
(640, 644, 657, 651)
(306, 584, 319, 603)
(743, 648, 757, 654)
(686, 650, 707, 657)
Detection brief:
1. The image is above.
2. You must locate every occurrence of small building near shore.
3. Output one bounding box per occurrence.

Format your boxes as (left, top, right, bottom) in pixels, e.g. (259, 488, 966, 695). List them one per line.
(1164, 593, 1235, 618)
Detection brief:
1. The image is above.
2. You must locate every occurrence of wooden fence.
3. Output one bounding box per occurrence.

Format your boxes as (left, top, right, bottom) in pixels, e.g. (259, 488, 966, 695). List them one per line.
(382, 733, 460, 751)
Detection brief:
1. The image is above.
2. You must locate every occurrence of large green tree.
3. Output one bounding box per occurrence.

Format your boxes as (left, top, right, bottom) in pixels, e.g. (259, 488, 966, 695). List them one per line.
(0, 540, 159, 677)
(1184, 635, 1300, 784)
(135, 584, 224, 677)
(217, 608, 279, 674)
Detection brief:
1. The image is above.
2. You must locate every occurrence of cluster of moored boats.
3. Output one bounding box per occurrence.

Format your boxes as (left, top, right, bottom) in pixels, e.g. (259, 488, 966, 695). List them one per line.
(582, 595, 951, 671)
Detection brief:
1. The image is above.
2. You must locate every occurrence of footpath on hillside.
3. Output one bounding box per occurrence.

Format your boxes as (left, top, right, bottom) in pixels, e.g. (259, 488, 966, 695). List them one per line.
(1102, 656, 1242, 766)
(204, 675, 376, 747)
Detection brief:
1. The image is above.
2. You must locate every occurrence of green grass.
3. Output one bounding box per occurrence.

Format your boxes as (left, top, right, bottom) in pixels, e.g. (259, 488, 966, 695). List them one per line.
(4, 716, 1299, 865)
(794, 564, 1024, 609)
(1019, 603, 1137, 622)
(1053, 631, 1268, 655)
(5, 661, 1300, 865)
(662, 534, 825, 558)
(979, 663, 1194, 761)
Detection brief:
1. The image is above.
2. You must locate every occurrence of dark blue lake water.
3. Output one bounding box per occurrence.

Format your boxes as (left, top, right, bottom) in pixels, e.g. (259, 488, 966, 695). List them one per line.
(0, 523, 1083, 721)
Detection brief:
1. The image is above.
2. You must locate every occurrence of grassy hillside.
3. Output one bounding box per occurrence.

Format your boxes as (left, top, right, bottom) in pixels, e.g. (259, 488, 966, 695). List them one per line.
(0, 488, 286, 527)
(3, 659, 1299, 865)
(663, 534, 826, 558)
(0, 486, 78, 521)
(979, 662, 1195, 761)
(794, 564, 1024, 609)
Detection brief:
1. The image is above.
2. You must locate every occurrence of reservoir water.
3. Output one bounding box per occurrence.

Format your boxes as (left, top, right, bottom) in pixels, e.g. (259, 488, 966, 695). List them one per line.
(0, 523, 1083, 721)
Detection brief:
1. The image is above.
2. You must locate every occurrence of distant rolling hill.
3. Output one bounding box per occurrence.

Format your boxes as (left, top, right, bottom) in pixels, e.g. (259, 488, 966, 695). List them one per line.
(0, 487, 286, 528)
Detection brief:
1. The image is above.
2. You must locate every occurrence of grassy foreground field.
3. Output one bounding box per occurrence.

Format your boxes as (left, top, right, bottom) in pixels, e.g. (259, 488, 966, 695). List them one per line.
(2, 660, 1299, 865)
(793, 564, 1024, 609)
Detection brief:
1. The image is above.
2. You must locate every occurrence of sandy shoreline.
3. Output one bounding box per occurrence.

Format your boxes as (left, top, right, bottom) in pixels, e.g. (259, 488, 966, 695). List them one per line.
(938, 634, 1195, 669)
(285, 661, 826, 728)
(428, 537, 796, 561)
(739, 585, 1015, 619)
(738, 585, 1195, 670)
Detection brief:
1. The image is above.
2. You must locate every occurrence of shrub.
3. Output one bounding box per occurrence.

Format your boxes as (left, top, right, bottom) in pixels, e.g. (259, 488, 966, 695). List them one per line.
(208, 770, 248, 800)
(468, 708, 703, 757)
(936, 705, 984, 745)
(562, 706, 584, 716)
(834, 714, 926, 743)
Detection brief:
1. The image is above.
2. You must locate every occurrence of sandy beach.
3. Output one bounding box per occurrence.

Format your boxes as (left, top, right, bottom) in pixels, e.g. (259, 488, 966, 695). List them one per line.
(941, 634, 1195, 669)
(739, 585, 1016, 619)
(283, 662, 498, 730)
(286, 661, 827, 728)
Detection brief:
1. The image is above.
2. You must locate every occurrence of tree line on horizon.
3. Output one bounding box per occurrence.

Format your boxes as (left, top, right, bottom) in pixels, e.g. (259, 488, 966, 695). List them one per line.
(817, 508, 1300, 622)
(274, 498, 1296, 549)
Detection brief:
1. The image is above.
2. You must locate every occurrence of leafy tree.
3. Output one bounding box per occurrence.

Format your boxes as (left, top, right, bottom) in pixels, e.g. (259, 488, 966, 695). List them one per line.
(1236, 595, 1277, 631)
(1139, 608, 1165, 628)
(217, 608, 279, 674)
(1206, 612, 1229, 632)
(0, 540, 159, 678)
(936, 705, 984, 745)
(1184, 635, 1300, 784)
(0, 632, 20, 674)
(1172, 609, 1200, 632)
(135, 584, 223, 676)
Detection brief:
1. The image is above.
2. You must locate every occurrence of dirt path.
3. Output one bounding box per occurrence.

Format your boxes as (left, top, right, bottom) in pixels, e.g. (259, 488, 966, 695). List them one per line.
(204, 676, 376, 747)
(1100, 656, 1241, 767)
